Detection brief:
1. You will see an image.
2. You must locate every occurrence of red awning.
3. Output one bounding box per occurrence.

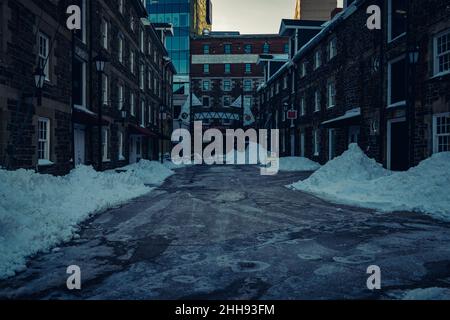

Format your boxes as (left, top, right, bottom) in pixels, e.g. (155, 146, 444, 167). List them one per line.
(129, 124, 159, 137)
(73, 107, 109, 126)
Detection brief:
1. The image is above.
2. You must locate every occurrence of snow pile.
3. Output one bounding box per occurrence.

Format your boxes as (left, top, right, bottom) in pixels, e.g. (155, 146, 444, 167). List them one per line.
(0, 161, 173, 279)
(278, 157, 321, 172)
(289, 144, 450, 220)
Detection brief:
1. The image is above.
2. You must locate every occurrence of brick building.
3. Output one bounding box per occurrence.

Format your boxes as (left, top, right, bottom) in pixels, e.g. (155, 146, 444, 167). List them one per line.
(258, 0, 450, 170)
(190, 33, 288, 131)
(0, 0, 73, 174)
(0, 0, 175, 175)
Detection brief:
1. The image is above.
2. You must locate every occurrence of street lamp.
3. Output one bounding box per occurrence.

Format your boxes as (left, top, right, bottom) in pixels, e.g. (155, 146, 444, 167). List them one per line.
(33, 66, 45, 106)
(94, 52, 108, 171)
(160, 105, 165, 164)
(407, 45, 419, 168)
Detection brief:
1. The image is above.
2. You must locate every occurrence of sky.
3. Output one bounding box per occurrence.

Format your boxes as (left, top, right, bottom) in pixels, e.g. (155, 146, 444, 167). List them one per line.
(212, 0, 343, 34)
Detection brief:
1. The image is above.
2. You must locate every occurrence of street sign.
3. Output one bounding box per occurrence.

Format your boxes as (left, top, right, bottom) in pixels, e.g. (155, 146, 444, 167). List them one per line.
(287, 110, 298, 120)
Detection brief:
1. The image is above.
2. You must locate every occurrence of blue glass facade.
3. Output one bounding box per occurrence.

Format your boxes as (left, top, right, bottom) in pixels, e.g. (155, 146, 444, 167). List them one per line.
(147, 0, 191, 89)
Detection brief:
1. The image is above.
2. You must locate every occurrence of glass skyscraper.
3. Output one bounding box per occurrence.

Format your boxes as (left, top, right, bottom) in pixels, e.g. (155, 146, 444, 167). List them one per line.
(146, 0, 212, 92)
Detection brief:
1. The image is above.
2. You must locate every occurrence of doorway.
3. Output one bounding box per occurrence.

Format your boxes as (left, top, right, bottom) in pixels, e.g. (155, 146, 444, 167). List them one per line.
(387, 118, 409, 171)
(74, 125, 86, 166)
(130, 135, 142, 164)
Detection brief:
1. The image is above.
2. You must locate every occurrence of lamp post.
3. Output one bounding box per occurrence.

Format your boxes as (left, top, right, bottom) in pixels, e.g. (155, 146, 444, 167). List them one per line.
(33, 66, 45, 106)
(94, 52, 108, 171)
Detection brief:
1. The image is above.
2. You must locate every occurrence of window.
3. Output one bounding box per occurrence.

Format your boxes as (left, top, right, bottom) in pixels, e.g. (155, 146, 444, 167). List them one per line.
(276, 82, 280, 94)
(73, 58, 86, 107)
(388, 0, 407, 42)
(313, 129, 320, 156)
(203, 64, 209, 73)
(148, 70, 152, 90)
(244, 44, 252, 54)
(118, 36, 124, 64)
(140, 65, 144, 90)
(314, 90, 321, 112)
(130, 93, 135, 115)
(300, 96, 306, 116)
(141, 100, 145, 127)
(140, 28, 144, 53)
(245, 64, 251, 73)
(130, 50, 135, 74)
(130, 11, 134, 31)
(244, 79, 252, 92)
(300, 62, 307, 77)
(388, 56, 406, 107)
(38, 118, 50, 161)
(202, 96, 210, 107)
(284, 43, 289, 54)
(327, 80, 336, 108)
(224, 44, 232, 54)
(202, 80, 210, 91)
(291, 72, 295, 94)
(328, 38, 337, 60)
(263, 42, 270, 53)
(118, 0, 124, 14)
(434, 30, 450, 76)
(203, 44, 210, 54)
(223, 96, 231, 107)
(433, 113, 450, 153)
(101, 18, 109, 50)
(148, 105, 152, 124)
(223, 79, 232, 91)
(224, 63, 231, 74)
(38, 32, 50, 80)
(102, 127, 110, 161)
(102, 74, 109, 106)
(314, 51, 321, 69)
(148, 42, 152, 57)
(283, 76, 288, 89)
(118, 84, 124, 110)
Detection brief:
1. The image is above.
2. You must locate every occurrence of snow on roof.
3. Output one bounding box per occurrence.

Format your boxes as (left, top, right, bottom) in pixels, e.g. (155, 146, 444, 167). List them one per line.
(321, 108, 361, 125)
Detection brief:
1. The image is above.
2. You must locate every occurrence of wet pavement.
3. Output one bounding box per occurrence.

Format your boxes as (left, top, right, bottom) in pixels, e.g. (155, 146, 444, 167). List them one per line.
(1, 165, 450, 300)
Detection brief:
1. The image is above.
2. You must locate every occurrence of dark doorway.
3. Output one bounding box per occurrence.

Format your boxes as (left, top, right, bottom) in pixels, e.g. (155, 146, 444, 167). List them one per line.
(389, 120, 409, 171)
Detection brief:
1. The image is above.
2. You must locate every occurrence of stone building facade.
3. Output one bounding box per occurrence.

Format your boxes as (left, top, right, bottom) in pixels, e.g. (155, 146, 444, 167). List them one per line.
(258, 0, 450, 170)
(190, 33, 288, 131)
(0, 0, 73, 174)
(0, 0, 175, 175)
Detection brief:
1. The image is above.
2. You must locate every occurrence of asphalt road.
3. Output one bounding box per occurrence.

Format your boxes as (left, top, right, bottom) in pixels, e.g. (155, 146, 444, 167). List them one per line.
(1, 165, 450, 299)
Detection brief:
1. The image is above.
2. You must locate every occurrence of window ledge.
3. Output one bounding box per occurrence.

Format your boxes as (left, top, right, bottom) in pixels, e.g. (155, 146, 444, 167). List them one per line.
(38, 159, 54, 166)
(118, 156, 126, 161)
(387, 101, 407, 109)
(430, 71, 450, 80)
(102, 159, 111, 163)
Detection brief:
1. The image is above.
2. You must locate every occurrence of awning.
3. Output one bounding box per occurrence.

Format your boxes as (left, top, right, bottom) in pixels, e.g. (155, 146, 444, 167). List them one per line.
(73, 106, 109, 126)
(321, 108, 361, 128)
(129, 124, 159, 137)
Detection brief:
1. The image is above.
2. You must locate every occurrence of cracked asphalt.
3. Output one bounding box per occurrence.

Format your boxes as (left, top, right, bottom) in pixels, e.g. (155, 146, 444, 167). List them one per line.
(1, 165, 450, 300)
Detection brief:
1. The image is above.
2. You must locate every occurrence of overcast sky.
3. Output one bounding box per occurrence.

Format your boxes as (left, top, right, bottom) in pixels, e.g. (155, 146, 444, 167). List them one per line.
(212, 0, 343, 34)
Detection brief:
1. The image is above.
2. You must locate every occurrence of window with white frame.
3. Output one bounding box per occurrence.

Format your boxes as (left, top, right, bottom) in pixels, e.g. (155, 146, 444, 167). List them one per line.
(245, 64, 251, 73)
(141, 100, 145, 127)
(314, 90, 321, 112)
(202, 80, 210, 91)
(314, 51, 321, 69)
(101, 18, 109, 50)
(130, 11, 134, 31)
(118, 0, 124, 14)
(224, 63, 231, 73)
(148, 104, 152, 124)
(276, 82, 280, 94)
(102, 127, 110, 161)
(140, 28, 144, 53)
(148, 70, 152, 90)
(38, 117, 50, 161)
(328, 38, 337, 60)
(118, 84, 124, 110)
(434, 30, 450, 76)
(118, 36, 124, 64)
(73, 58, 86, 108)
(140, 64, 144, 90)
(38, 32, 50, 80)
(300, 62, 307, 77)
(130, 92, 135, 115)
(244, 79, 252, 92)
(327, 80, 336, 108)
(388, 56, 406, 107)
(300, 96, 306, 116)
(283, 76, 288, 89)
(388, 0, 407, 42)
(203, 64, 209, 73)
(102, 74, 109, 106)
(118, 131, 124, 160)
(130, 50, 135, 74)
(223, 79, 231, 91)
(433, 113, 450, 153)
(313, 129, 320, 156)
